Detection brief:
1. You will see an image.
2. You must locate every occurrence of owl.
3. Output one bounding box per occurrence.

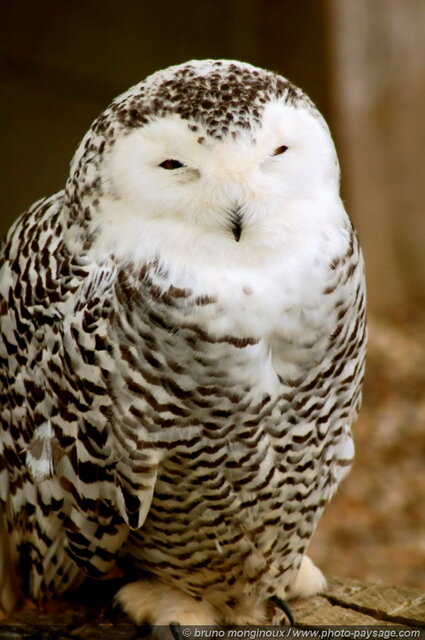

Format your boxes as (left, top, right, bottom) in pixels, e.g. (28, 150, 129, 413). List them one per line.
(0, 60, 366, 629)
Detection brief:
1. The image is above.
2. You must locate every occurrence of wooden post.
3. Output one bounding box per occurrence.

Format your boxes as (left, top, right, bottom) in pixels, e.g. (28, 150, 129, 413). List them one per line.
(327, 0, 425, 317)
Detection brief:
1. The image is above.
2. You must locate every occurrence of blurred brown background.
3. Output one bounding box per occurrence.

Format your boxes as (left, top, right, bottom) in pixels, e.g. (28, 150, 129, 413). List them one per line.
(0, 0, 424, 589)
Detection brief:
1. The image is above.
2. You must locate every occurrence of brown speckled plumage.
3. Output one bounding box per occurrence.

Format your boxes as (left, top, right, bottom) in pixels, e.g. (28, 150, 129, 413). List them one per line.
(0, 59, 366, 626)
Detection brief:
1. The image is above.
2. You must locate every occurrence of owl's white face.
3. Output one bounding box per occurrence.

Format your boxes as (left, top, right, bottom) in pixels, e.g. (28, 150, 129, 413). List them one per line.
(93, 96, 344, 278)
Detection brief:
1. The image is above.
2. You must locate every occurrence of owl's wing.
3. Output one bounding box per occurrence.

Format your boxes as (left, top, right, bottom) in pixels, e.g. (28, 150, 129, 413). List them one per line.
(0, 195, 158, 602)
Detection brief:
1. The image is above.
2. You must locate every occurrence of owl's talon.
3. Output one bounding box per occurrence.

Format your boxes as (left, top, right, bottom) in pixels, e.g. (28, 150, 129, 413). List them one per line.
(105, 599, 120, 624)
(169, 621, 183, 640)
(135, 622, 152, 637)
(269, 595, 295, 626)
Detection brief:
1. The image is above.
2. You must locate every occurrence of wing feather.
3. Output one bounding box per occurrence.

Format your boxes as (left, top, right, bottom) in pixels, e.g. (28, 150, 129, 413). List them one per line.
(0, 195, 156, 603)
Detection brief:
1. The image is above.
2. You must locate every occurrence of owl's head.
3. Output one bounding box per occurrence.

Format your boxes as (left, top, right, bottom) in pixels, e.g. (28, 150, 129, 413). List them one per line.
(68, 60, 343, 268)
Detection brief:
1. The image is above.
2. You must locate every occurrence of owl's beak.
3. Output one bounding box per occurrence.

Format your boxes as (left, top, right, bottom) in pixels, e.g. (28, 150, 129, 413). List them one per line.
(229, 206, 243, 242)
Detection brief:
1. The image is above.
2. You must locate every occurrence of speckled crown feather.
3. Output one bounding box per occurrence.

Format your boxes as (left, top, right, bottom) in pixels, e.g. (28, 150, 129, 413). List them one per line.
(65, 60, 313, 224)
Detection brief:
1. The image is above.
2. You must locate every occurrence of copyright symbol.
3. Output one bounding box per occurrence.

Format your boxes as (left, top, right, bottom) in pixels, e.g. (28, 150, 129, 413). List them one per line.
(182, 628, 191, 637)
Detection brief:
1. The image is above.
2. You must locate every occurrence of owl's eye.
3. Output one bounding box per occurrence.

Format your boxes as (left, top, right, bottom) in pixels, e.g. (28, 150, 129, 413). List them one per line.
(159, 159, 185, 170)
(272, 145, 288, 156)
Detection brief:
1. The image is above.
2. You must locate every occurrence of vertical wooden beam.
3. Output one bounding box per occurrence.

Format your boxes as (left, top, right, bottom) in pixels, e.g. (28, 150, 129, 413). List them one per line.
(327, 0, 425, 316)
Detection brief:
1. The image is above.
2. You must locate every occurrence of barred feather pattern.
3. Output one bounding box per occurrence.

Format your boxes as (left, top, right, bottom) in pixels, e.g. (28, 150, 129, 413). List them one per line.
(0, 59, 366, 623)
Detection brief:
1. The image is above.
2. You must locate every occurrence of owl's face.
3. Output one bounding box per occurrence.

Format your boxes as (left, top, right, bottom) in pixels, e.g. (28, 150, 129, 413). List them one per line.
(84, 60, 343, 268)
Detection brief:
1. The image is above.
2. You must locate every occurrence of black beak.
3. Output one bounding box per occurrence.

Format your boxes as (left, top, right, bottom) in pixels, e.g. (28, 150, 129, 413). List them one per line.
(230, 207, 243, 242)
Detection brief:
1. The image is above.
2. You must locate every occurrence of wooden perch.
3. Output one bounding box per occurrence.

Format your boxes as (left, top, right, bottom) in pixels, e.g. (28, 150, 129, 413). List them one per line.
(0, 578, 424, 639)
(292, 577, 425, 627)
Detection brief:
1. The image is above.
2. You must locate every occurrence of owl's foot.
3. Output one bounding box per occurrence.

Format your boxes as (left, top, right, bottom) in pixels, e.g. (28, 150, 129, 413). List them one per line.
(115, 579, 218, 627)
(288, 555, 327, 599)
(116, 560, 324, 631)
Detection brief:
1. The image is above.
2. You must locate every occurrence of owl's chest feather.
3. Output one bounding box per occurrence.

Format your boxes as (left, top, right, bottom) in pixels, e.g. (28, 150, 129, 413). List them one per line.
(153, 253, 344, 392)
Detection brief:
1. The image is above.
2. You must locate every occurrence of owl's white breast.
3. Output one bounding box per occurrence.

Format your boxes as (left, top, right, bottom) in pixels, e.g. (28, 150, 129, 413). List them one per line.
(150, 217, 348, 336)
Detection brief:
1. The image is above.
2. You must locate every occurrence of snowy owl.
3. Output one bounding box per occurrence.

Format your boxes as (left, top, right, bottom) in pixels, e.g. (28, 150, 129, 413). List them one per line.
(0, 59, 366, 629)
